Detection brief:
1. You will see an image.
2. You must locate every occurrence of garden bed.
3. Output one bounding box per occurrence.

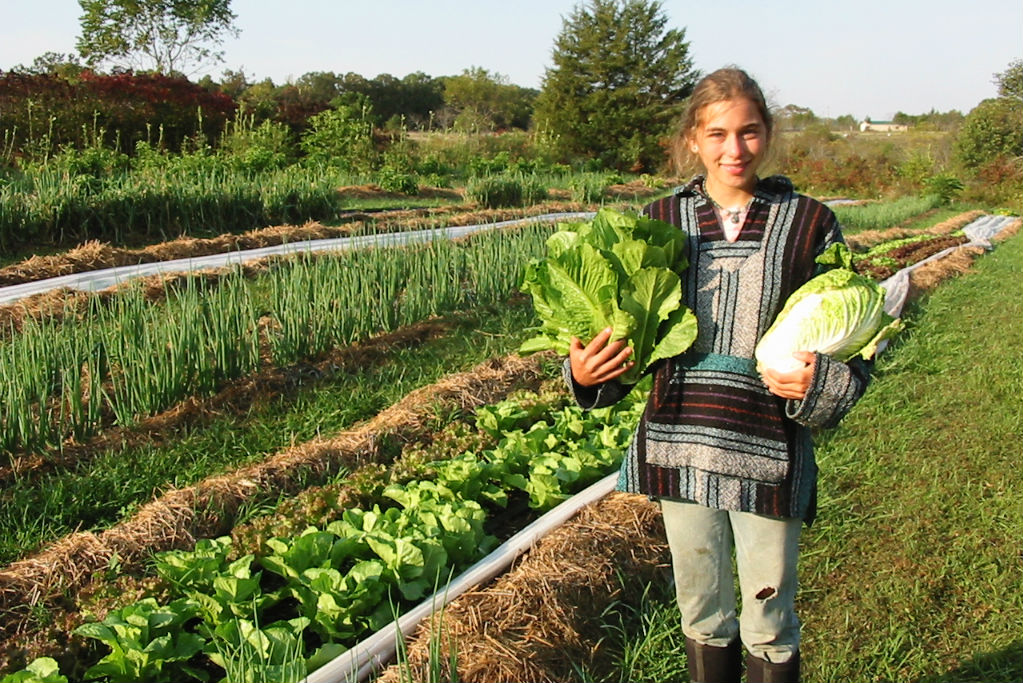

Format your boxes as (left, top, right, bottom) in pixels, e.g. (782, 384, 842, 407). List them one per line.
(0, 203, 1016, 682)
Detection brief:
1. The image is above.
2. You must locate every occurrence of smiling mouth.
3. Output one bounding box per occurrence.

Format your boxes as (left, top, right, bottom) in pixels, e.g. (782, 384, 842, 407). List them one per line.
(721, 163, 748, 175)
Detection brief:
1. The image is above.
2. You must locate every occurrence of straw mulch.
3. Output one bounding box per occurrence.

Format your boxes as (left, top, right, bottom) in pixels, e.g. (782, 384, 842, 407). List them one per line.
(0, 351, 552, 638)
(0, 201, 592, 289)
(905, 217, 1020, 294)
(844, 210, 986, 252)
(375, 492, 670, 683)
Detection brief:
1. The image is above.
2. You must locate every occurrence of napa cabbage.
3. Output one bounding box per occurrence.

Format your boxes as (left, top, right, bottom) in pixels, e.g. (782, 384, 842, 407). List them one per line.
(755, 243, 903, 374)
(519, 208, 698, 384)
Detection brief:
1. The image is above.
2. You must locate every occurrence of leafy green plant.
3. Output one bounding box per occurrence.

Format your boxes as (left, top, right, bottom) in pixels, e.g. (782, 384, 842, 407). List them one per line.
(300, 103, 376, 173)
(157, 542, 273, 627)
(206, 615, 309, 683)
(55, 382, 645, 681)
(519, 208, 699, 384)
(220, 116, 295, 173)
(923, 172, 964, 204)
(154, 536, 234, 589)
(0, 658, 67, 683)
(73, 598, 208, 682)
(377, 165, 420, 195)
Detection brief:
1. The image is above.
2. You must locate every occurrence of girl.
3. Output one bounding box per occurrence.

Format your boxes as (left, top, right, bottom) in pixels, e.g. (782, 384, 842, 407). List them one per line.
(565, 67, 872, 683)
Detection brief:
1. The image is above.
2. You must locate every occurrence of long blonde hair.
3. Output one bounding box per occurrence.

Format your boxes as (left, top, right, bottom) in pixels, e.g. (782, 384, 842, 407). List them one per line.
(670, 66, 774, 175)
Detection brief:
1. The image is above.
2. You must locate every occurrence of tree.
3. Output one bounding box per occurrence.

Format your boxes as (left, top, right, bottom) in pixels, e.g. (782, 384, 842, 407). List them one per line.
(994, 59, 1023, 101)
(533, 0, 696, 171)
(394, 72, 446, 130)
(833, 114, 857, 131)
(441, 67, 536, 132)
(954, 97, 1023, 167)
(213, 67, 251, 98)
(892, 111, 914, 126)
(777, 104, 817, 131)
(10, 52, 86, 80)
(295, 70, 345, 107)
(76, 0, 239, 75)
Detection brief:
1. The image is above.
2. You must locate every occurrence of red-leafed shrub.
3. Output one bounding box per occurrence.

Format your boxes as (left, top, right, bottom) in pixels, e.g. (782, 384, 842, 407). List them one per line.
(0, 70, 236, 159)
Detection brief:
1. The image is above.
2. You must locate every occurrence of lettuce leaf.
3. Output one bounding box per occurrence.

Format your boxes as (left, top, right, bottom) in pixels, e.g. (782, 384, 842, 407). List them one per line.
(519, 208, 698, 384)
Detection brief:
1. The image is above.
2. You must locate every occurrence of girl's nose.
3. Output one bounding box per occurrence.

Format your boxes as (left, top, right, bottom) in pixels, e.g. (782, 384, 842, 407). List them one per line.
(725, 133, 745, 158)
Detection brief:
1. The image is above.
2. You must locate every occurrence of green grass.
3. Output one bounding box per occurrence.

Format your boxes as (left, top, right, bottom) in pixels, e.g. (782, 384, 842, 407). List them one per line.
(0, 301, 539, 566)
(564, 233, 1022, 682)
(800, 231, 1023, 682)
(570, 580, 688, 683)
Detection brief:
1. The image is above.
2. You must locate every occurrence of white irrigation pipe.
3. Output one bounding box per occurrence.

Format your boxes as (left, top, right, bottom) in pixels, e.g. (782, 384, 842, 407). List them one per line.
(301, 472, 618, 683)
(0, 212, 596, 306)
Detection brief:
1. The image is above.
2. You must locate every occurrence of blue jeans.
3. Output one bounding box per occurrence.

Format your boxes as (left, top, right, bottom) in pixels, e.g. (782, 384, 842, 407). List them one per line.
(660, 499, 802, 664)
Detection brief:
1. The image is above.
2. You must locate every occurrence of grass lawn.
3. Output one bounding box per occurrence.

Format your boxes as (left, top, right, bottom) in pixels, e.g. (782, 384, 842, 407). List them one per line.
(800, 231, 1022, 682)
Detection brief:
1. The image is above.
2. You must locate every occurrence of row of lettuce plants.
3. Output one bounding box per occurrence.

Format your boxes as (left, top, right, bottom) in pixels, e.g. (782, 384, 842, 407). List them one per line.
(3, 384, 647, 682)
(851, 230, 969, 280)
(0, 222, 553, 458)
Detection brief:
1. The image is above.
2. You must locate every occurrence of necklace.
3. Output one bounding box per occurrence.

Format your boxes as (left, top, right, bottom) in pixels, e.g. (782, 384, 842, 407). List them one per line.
(707, 195, 752, 224)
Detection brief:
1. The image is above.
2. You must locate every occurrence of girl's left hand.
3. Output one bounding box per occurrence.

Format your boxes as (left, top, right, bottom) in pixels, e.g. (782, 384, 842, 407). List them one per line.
(762, 351, 816, 400)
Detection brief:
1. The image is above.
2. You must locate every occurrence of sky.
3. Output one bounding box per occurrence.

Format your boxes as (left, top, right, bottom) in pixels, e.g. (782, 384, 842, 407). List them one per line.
(3, 0, 1021, 120)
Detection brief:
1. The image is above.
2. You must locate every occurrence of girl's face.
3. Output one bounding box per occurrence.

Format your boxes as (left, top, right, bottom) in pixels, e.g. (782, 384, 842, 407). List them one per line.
(688, 97, 769, 202)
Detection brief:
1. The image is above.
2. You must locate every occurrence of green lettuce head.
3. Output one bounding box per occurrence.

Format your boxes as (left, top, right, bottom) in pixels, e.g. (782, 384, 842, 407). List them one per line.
(755, 244, 903, 374)
(519, 208, 698, 384)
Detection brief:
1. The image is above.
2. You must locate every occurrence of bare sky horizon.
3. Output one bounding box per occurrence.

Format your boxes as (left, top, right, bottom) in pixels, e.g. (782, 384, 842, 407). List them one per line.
(4, 0, 1020, 120)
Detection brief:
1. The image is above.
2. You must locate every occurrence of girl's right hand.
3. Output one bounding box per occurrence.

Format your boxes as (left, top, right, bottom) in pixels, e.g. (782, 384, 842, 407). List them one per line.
(568, 327, 634, 387)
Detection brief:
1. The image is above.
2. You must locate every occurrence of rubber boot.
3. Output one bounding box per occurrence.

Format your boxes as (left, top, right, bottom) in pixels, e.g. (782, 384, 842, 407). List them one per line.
(684, 637, 742, 683)
(745, 650, 800, 683)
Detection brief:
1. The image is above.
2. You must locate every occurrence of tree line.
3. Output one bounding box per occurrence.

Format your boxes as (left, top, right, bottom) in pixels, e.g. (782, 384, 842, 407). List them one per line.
(2, 1, 1020, 176)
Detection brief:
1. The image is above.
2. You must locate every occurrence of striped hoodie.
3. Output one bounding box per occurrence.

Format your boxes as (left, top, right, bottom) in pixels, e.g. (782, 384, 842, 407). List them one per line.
(565, 175, 872, 522)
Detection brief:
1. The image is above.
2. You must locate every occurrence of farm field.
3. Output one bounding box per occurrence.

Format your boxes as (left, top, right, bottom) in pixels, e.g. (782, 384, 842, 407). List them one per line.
(0, 189, 1018, 682)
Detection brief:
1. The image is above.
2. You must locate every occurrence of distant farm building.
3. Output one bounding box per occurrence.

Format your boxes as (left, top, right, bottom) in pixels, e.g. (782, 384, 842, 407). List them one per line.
(859, 119, 908, 133)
